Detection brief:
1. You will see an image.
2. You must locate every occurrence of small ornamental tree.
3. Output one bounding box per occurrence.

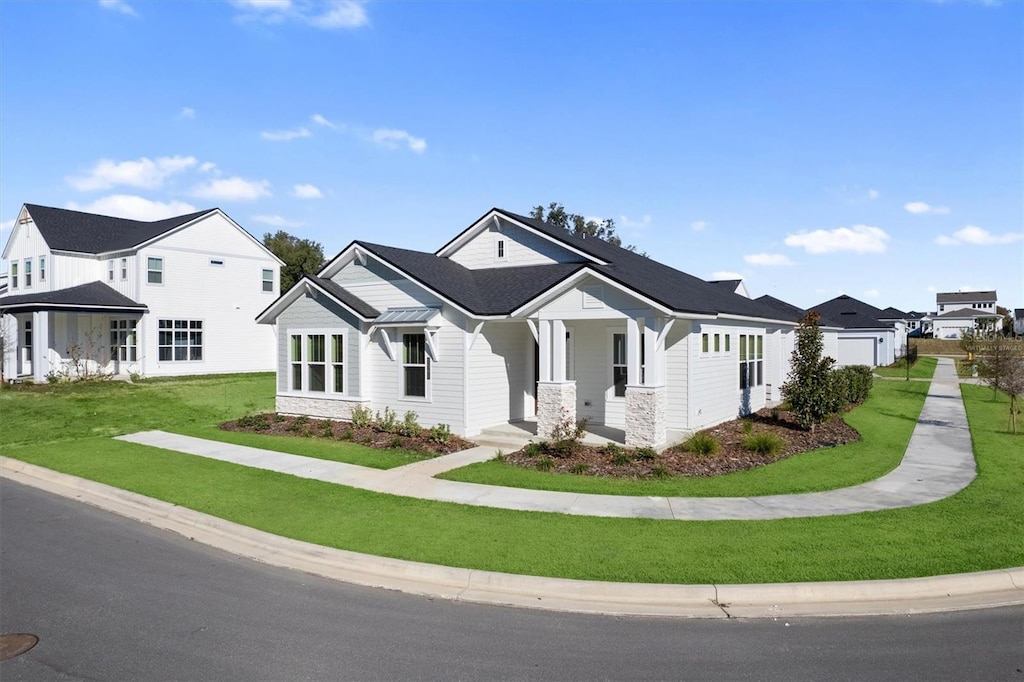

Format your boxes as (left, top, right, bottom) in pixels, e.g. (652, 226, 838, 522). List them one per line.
(782, 311, 839, 431)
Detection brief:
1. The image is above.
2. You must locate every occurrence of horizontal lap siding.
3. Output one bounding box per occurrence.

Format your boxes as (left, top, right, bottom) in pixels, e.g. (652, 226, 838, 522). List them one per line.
(664, 322, 690, 430)
(690, 323, 767, 430)
(448, 219, 582, 269)
(467, 322, 529, 432)
(572, 320, 617, 426)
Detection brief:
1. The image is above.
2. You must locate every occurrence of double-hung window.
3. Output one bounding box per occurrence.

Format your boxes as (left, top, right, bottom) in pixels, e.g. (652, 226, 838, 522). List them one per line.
(289, 329, 346, 395)
(39, 256, 46, 282)
(158, 319, 202, 361)
(147, 257, 163, 284)
(262, 269, 274, 293)
(402, 333, 428, 398)
(24, 259, 32, 287)
(120, 258, 128, 280)
(611, 332, 644, 397)
(108, 260, 114, 281)
(739, 334, 764, 389)
(10, 262, 17, 289)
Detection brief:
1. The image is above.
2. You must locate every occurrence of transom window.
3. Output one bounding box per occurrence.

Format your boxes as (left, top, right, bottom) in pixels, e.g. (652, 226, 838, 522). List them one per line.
(289, 330, 346, 395)
(402, 333, 428, 398)
(739, 334, 764, 389)
(158, 319, 202, 361)
(147, 257, 164, 284)
(262, 269, 274, 292)
(110, 319, 138, 362)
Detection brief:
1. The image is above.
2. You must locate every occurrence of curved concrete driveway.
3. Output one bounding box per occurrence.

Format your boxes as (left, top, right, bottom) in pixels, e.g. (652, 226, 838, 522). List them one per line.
(116, 358, 976, 520)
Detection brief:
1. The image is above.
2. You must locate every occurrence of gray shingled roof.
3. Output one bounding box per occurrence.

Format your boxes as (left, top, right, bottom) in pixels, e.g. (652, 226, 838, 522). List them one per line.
(879, 306, 907, 319)
(307, 276, 380, 319)
(936, 290, 997, 304)
(0, 281, 147, 312)
(24, 204, 216, 254)
(808, 294, 893, 329)
(754, 294, 807, 323)
(934, 307, 999, 319)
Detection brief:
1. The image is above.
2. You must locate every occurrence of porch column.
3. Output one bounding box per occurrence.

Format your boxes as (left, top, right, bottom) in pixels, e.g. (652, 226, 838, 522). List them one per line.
(536, 317, 576, 439)
(31, 310, 49, 382)
(625, 315, 667, 448)
(1, 314, 16, 382)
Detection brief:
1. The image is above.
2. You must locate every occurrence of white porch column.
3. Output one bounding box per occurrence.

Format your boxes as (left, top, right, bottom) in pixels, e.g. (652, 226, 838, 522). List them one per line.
(552, 319, 566, 383)
(625, 315, 667, 448)
(644, 317, 662, 386)
(538, 319, 552, 383)
(626, 316, 641, 386)
(1, 314, 16, 382)
(31, 310, 49, 382)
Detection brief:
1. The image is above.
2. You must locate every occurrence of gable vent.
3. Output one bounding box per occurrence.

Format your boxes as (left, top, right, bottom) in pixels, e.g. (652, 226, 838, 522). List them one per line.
(581, 284, 604, 309)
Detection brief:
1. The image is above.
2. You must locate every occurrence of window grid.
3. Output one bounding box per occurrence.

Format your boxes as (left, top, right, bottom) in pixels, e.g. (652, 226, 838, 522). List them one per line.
(289, 330, 347, 395)
(109, 319, 139, 362)
(147, 257, 163, 284)
(158, 319, 202, 362)
(24, 259, 31, 287)
(11, 262, 17, 289)
(262, 269, 274, 292)
(403, 333, 428, 398)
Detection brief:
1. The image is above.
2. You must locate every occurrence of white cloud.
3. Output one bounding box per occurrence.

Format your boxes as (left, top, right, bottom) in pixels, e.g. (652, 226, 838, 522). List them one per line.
(784, 225, 890, 254)
(744, 253, 794, 266)
(312, 113, 340, 129)
(260, 127, 312, 142)
(372, 128, 427, 153)
(99, 0, 137, 16)
(620, 214, 651, 229)
(904, 201, 950, 215)
(864, 289, 880, 299)
(829, 184, 880, 204)
(868, 188, 880, 200)
(252, 214, 304, 229)
(690, 220, 709, 232)
(67, 155, 197, 191)
(199, 162, 218, 174)
(178, 107, 196, 119)
(66, 195, 198, 221)
(710, 270, 744, 281)
(934, 225, 1024, 246)
(191, 177, 271, 201)
(231, 0, 368, 29)
(292, 183, 323, 199)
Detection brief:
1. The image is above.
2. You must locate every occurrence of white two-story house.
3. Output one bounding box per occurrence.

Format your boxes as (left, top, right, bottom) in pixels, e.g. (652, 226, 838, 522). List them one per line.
(0, 204, 282, 382)
(931, 290, 1000, 339)
(256, 208, 803, 447)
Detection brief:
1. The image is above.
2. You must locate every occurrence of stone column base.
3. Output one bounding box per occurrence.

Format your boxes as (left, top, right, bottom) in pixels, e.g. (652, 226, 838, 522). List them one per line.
(537, 381, 577, 440)
(625, 385, 666, 448)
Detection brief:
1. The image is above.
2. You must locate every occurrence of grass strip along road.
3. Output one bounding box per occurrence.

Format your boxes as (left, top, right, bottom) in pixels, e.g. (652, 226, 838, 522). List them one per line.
(1, 375, 1021, 584)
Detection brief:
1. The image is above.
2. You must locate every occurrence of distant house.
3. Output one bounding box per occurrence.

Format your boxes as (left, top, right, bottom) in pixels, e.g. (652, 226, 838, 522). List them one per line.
(806, 295, 903, 368)
(753, 293, 840, 398)
(257, 208, 802, 446)
(0, 204, 282, 382)
(904, 310, 931, 337)
(1015, 309, 1024, 336)
(932, 290, 1000, 339)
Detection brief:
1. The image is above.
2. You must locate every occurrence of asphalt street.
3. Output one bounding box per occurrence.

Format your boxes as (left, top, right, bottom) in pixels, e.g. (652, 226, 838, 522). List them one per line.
(1, 479, 1021, 681)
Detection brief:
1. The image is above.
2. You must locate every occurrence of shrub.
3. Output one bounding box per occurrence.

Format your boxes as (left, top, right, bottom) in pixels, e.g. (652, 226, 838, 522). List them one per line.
(376, 407, 400, 434)
(350, 404, 373, 429)
(839, 365, 873, 404)
(570, 463, 590, 475)
(400, 411, 421, 437)
(428, 423, 452, 444)
(339, 427, 354, 441)
(599, 442, 624, 456)
(536, 457, 554, 472)
(236, 413, 271, 431)
(388, 435, 404, 449)
(523, 442, 544, 457)
(320, 419, 334, 437)
(742, 419, 753, 435)
(681, 432, 719, 456)
(287, 415, 309, 433)
(611, 450, 633, 466)
(634, 446, 658, 461)
(743, 432, 786, 455)
(493, 450, 505, 462)
(650, 465, 670, 479)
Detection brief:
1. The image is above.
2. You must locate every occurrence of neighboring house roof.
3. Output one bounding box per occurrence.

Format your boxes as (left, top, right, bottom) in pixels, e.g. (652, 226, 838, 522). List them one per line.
(880, 306, 907, 318)
(934, 307, 1000, 320)
(936, 290, 997, 304)
(1015, 308, 1024, 318)
(0, 281, 148, 313)
(905, 310, 928, 321)
(22, 204, 216, 254)
(753, 294, 807, 323)
(807, 294, 893, 330)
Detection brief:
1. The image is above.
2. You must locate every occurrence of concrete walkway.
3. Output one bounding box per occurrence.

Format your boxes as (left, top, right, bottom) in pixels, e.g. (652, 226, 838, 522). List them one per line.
(116, 357, 976, 521)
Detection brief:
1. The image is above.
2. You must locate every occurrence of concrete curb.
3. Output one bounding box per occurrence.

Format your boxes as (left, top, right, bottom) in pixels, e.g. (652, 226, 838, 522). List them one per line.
(3, 457, 1021, 619)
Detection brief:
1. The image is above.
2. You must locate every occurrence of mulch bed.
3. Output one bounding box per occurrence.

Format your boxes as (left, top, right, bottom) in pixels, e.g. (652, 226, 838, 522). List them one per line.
(501, 407, 861, 478)
(220, 413, 475, 456)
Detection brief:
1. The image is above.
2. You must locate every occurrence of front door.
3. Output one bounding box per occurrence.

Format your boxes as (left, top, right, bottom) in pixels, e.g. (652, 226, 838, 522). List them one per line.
(109, 319, 138, 374)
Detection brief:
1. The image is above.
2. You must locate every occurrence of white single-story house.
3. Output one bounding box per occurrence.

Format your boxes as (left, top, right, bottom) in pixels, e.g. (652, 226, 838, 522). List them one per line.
(807, 295, 903, 368)
(0, 204, 282, 382)
(256, 208, 803, 447)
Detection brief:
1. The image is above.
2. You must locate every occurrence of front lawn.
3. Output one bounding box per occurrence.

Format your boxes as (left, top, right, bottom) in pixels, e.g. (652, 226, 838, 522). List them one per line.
(439, 380, 929, 497)
(3, 377, 1021, 583)
(874, 355, 937, 380)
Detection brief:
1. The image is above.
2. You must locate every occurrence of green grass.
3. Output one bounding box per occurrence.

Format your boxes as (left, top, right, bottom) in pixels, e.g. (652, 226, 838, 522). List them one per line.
(874, 355, 938, 380)
(0, 374, 426, 469)
(3, 376, 1022, 583)
(439, 380, 930, 497)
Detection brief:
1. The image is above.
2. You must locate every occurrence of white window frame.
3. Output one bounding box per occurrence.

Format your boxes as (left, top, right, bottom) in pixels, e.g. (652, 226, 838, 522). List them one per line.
(288, 328, 348, 397)
(494, 237, 507, 262)
(110, 319, 139, 362)
(147, 257, 164, 285)
(120, 257, 128, 280)
(262, 268, 274, 293)
(10, 261, 17, 289)
(158, 319, 203, 362)
(739, 333, 764, 390)
(400, 331, 431, 401)
(39, 255, 46, 283)
(108, 260, 114, 282)
(24, 258, 32, 288)
(609, 330, 643, 399)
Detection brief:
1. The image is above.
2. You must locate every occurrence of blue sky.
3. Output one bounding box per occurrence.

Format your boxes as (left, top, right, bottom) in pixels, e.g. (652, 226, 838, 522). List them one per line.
(2, 0, 1021, 313)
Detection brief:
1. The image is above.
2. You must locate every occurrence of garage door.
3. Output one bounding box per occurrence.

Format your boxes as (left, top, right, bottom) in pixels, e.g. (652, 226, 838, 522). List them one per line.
(839, 337, 877, 367)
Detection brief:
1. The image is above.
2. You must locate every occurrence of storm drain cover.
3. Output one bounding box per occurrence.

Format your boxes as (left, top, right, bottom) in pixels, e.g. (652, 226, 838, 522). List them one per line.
(0, 634, 39, 661)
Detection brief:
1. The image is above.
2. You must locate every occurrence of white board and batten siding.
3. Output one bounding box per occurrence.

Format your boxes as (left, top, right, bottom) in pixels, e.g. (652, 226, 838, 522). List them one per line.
(3, 216, 54, 294)
(447, 218, 585, 270)
(135, 213, 280, 376)
(663, 320, 691, 430)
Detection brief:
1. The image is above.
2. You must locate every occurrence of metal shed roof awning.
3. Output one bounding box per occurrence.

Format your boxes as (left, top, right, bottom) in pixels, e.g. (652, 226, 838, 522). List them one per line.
(374, 307, 440, 325)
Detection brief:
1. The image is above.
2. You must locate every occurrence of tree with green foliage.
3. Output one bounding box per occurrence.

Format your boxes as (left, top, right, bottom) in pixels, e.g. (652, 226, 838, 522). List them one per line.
(530, 202, 644, 254)
(262, 230, 325, 292)
(781, 311, 840, 431)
